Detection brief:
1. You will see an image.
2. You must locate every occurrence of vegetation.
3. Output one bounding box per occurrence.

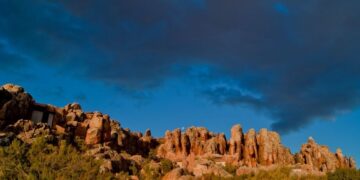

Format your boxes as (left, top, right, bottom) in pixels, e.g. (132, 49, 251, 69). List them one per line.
(327, 168, 360, 180)
(138, 158, 174, 180)
(0, 137, 113, 179)
(0, 136, 357, 180)
(160, 159, 173, 174)
(140, 162, 162, 180)
(224, 163, 238, 175)
(202, 167, 327, 180)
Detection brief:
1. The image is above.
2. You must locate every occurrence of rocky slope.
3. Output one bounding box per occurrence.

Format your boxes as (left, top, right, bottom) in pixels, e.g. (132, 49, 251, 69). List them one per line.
(0, 84, 356, 179)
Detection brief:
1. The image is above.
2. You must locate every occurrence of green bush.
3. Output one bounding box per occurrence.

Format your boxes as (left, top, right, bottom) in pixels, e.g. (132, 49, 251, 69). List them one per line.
(160, 159, 173, 174)
(327, 168, 360, 180)
(0, 137, 113, 179)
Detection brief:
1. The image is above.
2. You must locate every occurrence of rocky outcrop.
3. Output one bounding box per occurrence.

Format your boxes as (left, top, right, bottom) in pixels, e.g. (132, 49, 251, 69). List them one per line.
(60, 104, 158, 154)
(158, 125, 353, 174)
(86, 145, 133, 173)
(0, 84, 33, 128)
(0, 83, 157, 155)
(84, 112, 112, 145)
(256, 128, 294, 166)
(295, 137, 355, 172)
(157, 127, 228, 161)
(109, 120, 158, 156)
(4, 119, 53, 144)
(243, 128, 258, 167)
(229, 124, 243, 160)
(0, 83, 356, 179)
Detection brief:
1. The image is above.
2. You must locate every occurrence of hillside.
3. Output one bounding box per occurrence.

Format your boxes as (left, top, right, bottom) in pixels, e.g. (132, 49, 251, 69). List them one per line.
(0, 83, 357, 179)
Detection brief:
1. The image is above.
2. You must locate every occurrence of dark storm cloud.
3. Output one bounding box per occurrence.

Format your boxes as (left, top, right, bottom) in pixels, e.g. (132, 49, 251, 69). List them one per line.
(0, 0, 94, 67)
(1, 0, 360, 133)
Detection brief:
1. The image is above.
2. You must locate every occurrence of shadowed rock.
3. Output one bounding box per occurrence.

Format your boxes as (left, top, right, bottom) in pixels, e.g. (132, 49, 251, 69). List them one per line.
(0, 84, 33, 129)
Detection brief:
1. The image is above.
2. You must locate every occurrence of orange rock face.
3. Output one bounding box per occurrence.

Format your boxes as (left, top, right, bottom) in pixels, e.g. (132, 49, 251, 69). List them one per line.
(158, 124, 354, 173)
(229, 124, 243, 160)
(158, 127, 229, 161)
(256, 128, 294, 166)
(243, 128, 258, 167)
(82, 112, 112, 145)
(57, 103, 113, 145)
(295, 137, 355, 172)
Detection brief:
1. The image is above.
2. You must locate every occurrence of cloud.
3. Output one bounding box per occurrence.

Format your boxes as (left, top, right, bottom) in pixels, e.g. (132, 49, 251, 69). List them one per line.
(1, 0, 360, 133)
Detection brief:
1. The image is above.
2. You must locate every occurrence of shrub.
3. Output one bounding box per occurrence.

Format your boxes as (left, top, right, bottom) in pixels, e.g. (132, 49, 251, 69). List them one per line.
(0, 139, 29, 179)
(141, 163, 162, 180)
(327, 168, 360, 180)
(0, 137, 114, 179)
(160, 159, 173, 174)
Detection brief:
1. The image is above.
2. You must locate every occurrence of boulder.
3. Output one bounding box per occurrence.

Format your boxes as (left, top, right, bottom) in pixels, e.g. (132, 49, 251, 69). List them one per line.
(84, 112, 112, 145)
(0, 84, 33, 128)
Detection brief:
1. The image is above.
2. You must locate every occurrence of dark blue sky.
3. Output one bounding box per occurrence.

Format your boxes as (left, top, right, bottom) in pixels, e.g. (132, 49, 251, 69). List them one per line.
(1, 0, 359, 163)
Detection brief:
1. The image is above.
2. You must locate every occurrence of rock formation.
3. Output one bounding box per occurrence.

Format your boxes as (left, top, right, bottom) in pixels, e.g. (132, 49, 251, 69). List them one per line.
(256, 128, 294, 166)
(243, 128, 258, 167)
(0, 84, 33, 128)
(5, 119, 53, 144)
(229, 124, 243, 160)
(0, 83, 356, 179)
(157, 125, 354, 175)
(157, 127, 228, 161)
(295, 137, 356, 172)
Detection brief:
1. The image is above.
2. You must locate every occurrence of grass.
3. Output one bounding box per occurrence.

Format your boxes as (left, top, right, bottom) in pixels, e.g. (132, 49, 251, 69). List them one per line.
(201, 167, 327, 180)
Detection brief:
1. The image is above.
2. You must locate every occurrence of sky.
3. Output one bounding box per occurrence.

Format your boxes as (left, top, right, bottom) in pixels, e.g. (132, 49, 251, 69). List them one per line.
(0, 0, 359, 164)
